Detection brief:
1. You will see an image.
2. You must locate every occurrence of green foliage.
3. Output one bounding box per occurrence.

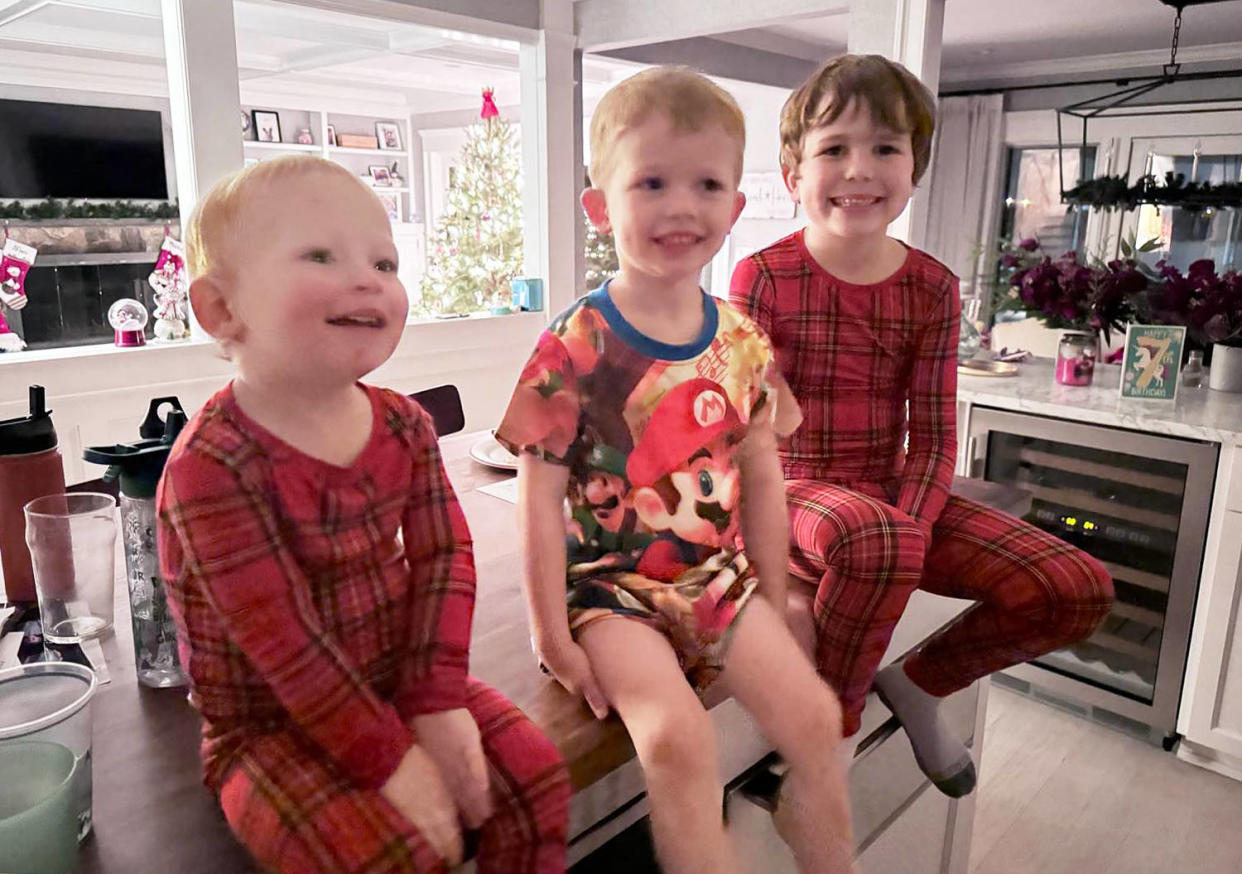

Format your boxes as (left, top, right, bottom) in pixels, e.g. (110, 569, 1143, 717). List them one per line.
(1063, 171, 1242, 212)
(0, 198, 179, 220)
(417, 117, 524, 315)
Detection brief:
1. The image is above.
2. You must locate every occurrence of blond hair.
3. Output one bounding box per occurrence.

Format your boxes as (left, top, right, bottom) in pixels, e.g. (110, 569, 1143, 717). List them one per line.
(185, 155, 372, 280)
(780, 55, 937, 184)
(588, 66, 746, 188)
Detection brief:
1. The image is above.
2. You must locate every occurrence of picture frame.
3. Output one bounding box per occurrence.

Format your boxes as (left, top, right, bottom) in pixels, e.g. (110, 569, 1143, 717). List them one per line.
(377, 192, 401, 222)
(376, 121, 402, 151)
(252, 110, 281, 143)
(1120, 324, 1187, 401)
(326, 124, 337, 147)
(368, 165, 392, 187)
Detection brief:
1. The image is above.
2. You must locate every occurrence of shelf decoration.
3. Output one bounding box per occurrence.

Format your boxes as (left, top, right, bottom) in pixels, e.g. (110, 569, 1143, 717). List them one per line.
(0, 199, 179, 221)
(148, 234, 189, 342)
(1120, 324, 1186, 401)
(0, 236, 34, 352)
(1056, 1, 1242, 211)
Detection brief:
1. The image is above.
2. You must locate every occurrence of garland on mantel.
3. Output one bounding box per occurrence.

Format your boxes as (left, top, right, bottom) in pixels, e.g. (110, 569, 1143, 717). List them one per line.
(1063, 171, 1242, 212)
(0, 198, 179, 221)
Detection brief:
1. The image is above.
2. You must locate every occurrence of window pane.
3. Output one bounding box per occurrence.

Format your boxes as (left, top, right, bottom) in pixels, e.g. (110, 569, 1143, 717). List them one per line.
(0, 0, 177, 351)
(998, 146, 1095, 254)
(233, 1, 527, 317)
(1132, 153, 1241, 272)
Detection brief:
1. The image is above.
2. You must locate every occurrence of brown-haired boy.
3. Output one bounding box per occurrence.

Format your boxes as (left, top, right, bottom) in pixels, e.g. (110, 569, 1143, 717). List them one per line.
(498, 67, 855, 874)
(730, 55, 1114, 797)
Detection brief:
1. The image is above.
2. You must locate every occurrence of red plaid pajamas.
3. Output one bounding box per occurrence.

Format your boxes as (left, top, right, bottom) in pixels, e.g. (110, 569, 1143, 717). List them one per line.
(157, 384, 568, 873)
(732, 232, 1113, 736)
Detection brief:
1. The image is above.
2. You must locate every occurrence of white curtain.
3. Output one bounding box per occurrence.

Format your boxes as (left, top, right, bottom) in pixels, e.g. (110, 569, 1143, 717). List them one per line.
(916, 94, 1005, 300)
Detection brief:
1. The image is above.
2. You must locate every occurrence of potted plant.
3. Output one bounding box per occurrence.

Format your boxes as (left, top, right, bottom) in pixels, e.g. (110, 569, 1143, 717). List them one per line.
(1141, 258, 1242, 392)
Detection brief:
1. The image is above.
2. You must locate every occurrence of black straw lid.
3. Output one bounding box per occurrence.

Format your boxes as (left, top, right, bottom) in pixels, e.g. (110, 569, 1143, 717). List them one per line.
(0, 386, 58, 455)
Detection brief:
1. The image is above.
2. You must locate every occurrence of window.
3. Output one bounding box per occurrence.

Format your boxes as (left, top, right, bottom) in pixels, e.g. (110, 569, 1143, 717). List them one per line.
(1127, 137, 1241, 272)
(0, 0, 179, 351)
(997, 146, 1096, 254)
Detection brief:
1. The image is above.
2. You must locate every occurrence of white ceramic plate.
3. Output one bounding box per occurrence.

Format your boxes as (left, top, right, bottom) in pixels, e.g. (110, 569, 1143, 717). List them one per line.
(958, 359, 1019, 378)
(469, 434, 519, 470)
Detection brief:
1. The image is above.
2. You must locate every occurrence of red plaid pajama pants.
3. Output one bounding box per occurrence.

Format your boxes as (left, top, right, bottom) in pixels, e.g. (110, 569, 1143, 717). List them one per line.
(218, 677, 570, 874)
(786, 480, 1114, 737)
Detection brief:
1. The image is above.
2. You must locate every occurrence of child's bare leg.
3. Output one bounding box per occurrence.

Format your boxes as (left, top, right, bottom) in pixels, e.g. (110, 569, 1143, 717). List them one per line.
(579, 618, 736, 874)
(721, 597, 855, 874)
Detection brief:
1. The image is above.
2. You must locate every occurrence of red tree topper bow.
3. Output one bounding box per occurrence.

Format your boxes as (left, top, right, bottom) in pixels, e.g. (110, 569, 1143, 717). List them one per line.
(480, 88, 499, 120)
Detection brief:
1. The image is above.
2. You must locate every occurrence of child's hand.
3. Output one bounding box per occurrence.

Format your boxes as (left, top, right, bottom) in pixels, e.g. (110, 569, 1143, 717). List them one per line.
(410, 708, 493, 829)
(380, 744, 463, 865)
(537, 636, 610, 720)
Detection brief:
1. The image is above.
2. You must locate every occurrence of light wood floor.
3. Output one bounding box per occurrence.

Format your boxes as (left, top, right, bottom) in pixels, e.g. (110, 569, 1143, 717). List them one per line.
(970, 682, 1242, 874)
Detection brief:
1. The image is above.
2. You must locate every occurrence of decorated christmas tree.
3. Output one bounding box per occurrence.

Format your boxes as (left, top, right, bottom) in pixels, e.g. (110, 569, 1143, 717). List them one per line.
(417, 89, 524, 315)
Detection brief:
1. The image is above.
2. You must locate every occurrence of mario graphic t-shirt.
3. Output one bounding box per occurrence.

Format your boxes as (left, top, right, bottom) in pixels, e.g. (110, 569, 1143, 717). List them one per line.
(497, 282, 776, 689)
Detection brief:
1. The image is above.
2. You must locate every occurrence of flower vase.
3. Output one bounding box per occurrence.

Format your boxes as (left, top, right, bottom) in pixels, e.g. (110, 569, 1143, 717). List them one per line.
(1208, 344, 1242, 393)
(1055, 330, 1099, 386)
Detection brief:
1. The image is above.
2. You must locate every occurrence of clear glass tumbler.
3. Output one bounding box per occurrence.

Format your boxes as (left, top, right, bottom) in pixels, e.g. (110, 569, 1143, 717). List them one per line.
(24, 493, 117, 644)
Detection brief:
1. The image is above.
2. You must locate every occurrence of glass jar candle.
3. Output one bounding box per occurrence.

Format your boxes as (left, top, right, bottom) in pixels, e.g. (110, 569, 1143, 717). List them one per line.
(1055, 330, 1097, 386)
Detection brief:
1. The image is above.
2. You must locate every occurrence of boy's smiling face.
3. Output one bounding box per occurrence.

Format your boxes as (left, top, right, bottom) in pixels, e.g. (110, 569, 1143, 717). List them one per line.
(583, 112, 745, 288)
(783, 98, 915, 247)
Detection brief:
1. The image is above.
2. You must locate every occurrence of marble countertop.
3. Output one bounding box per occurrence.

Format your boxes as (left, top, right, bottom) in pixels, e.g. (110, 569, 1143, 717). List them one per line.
(957, 358, 1242, 446)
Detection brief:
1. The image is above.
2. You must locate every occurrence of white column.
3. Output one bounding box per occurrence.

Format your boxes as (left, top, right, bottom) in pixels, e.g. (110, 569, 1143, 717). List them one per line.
(848, 0, 945, 247)
(519, 0, 580, 317)
(161, 0, 243, 229)
(161, 0, 243, 338)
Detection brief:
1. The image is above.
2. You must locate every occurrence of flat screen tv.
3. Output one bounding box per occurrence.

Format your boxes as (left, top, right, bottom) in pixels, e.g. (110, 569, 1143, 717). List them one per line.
(0, 99, 168, 200)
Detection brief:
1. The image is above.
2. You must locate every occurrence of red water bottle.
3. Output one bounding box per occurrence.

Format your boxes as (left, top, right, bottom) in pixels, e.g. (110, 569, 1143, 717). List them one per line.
(0, 386, 66, 604)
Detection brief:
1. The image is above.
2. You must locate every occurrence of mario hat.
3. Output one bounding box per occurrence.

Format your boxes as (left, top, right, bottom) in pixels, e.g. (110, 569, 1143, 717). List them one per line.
(626, 378, 740, 488)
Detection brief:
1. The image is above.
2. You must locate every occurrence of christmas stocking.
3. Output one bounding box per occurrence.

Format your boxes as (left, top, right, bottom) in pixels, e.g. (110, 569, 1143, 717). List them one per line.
(0, 238, 34, 351)
(149, 235, 188, 340)
(0, 238, 36, 312)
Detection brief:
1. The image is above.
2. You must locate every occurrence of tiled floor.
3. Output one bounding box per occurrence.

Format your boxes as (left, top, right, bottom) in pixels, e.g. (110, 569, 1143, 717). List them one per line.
(572, 680, 1242, 873)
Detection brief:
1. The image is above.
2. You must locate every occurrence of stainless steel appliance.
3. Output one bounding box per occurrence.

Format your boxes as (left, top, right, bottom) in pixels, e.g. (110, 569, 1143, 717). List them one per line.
(966, 407, 1217, 746)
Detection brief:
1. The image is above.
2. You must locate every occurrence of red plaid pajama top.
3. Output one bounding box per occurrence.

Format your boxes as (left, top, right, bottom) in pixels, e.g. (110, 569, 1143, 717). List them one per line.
(157, 383, 475, 792)
(729, 231, 960, 535)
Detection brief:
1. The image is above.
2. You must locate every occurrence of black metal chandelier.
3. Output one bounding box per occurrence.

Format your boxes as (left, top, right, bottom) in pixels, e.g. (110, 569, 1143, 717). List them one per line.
(1056, 0, 1242, 211)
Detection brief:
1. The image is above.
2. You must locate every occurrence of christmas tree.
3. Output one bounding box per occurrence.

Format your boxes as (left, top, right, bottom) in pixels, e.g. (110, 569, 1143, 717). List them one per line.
(417, 89, 524, 315)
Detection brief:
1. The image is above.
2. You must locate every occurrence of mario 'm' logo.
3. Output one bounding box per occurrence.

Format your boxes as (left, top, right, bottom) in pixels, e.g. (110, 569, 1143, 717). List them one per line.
(693, 390, 727, 428)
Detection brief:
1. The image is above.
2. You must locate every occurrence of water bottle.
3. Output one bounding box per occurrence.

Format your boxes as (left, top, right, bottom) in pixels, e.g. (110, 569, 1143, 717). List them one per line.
(0, 387, 66, 604)
(83, 398, 188, 688)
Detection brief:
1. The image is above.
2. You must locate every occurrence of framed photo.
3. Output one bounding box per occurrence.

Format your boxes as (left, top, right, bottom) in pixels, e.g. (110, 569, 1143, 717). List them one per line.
(1120, 324, 1187, 401)
(376, 121, 402, 151)
(368, 165, 392, 187)
(377, 192, 401, 222)
(252, 110, 281, 143)
(326, 124, 337, 147)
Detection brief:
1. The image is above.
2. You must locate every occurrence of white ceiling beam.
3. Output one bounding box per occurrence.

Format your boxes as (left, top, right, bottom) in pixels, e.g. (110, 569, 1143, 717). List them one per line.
(576, 0, 849, 52)
(233, 4, 390, 50)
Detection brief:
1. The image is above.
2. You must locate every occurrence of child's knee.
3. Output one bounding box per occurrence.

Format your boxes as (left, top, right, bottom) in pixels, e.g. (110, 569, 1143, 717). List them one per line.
(785, 684, 844, 760)
(634, 707, 717, 779)
(1055, 553, 1115, 638)
(830, 503, 926, 573)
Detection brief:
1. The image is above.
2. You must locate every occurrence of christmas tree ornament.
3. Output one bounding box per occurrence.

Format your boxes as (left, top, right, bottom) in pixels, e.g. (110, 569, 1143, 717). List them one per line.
(418, 88, 523, 315)
(148, 235, 189, 341)
(108, 298, 149, 347)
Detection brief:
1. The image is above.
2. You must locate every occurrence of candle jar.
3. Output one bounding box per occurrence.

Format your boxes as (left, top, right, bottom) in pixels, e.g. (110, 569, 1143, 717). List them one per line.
(1055, 330, 1097, 386)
